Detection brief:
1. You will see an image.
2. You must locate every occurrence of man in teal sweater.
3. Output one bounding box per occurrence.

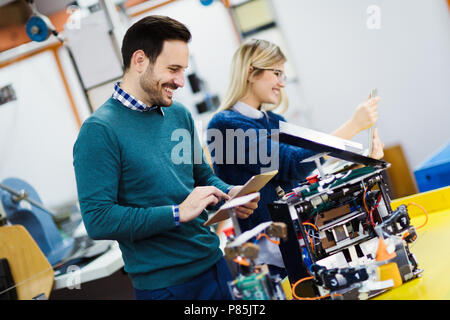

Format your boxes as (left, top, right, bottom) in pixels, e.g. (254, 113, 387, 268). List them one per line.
(73, 15, 259, 300)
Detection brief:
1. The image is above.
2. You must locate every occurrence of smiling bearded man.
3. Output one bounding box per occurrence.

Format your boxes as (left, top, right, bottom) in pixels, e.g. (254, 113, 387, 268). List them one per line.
(72, 15, 260, 300)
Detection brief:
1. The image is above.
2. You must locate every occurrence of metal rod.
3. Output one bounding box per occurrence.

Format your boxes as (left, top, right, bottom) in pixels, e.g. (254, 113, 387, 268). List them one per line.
(0, 183, 54, 217)
(230, 208, 241, 237)
(315, 158, 325, 178)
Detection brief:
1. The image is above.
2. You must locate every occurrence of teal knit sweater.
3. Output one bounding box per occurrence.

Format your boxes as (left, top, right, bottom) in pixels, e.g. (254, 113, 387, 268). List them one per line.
(73, 97, 231, 290)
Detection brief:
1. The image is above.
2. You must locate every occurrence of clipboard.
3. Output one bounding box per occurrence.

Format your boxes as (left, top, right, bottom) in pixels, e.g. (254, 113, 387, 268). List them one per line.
(203, 170, 278, 226)
(277, 121, 386, 167)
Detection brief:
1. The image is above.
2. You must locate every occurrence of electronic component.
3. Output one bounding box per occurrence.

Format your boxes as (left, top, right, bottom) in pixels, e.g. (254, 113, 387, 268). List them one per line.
(265, 122, 423, 300)
(225, 242, 260, 261)
(312, 265, 369, 291)
(224, 121, 424, 300)
(229, 268, 285, 300)
(268, 165, 423, 299)
(223, 221, 288, 300)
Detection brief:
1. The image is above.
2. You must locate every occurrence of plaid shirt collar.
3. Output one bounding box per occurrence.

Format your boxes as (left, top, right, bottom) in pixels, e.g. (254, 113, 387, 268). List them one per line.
(112, 81, 164, 116)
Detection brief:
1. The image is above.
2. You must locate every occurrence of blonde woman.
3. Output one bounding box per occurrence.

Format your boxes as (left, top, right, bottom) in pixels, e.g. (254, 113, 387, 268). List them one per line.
(207, 39, 384, 278)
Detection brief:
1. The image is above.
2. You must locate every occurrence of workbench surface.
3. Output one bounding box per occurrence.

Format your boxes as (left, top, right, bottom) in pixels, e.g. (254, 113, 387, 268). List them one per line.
(374, 186, 450, 300)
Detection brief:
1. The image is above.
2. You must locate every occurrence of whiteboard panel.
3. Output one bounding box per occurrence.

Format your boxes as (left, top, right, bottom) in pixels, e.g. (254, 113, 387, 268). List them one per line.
(64, 10, 123, 90)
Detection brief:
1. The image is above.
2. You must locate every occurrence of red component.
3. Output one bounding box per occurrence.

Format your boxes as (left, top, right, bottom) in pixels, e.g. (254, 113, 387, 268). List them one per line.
(222, 226, 235, 238)
(306, 174, 319, 184)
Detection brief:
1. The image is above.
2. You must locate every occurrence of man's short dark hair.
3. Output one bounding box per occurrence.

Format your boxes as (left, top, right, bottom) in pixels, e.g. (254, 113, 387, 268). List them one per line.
(121, 15, 191, 70)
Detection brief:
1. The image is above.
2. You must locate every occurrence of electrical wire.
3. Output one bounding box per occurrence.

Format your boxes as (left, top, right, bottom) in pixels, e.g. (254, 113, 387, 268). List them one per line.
(307, 208, 319, 221)
(291, 276, 335, 300)
(407, 202, 429, 230)
(302, 222, 318, 252)
(363, 186, 370, 216)
(302, 222, 318, 231)
(363, 186, 382, 227)
(285, 192, 295, 197)
(256, 233, 280, 245)
(369, 194, 382, 227)
(305, 234, 314, 252)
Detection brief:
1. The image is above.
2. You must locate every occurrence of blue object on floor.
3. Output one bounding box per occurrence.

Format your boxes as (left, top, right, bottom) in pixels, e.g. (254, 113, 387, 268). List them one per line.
(0, 178, 74, 265)
(414, 142, 450, 192)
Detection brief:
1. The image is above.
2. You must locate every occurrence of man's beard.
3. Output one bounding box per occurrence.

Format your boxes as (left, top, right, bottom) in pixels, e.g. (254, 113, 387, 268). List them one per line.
(139, 65, 173, 107)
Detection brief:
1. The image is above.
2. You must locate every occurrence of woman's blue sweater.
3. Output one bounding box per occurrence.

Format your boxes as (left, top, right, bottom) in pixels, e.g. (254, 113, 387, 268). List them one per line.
(208, 109, 317, 233)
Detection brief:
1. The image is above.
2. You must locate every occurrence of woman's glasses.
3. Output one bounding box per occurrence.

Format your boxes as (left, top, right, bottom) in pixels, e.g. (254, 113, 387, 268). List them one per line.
(253, 67, 287, 82)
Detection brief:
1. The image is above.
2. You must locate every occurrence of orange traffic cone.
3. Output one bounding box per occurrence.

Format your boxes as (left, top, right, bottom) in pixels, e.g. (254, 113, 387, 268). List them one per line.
(375, 237, 397, 261)
(375, 237, 402, 288)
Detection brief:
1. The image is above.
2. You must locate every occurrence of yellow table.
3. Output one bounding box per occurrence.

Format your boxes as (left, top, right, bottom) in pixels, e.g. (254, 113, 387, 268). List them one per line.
(282, 186, 450, 300)
(374, 186, 450, 300)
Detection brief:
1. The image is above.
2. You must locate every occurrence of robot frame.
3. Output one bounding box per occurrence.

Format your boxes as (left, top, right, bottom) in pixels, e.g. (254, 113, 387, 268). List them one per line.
(223, 122, 423, 300)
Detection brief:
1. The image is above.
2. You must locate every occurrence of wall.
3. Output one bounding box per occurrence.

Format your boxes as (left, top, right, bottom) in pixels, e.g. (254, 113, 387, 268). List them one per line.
(0, 50, 83, 209)
(271, 0, 450, 168)
(129, 0, 450, 170)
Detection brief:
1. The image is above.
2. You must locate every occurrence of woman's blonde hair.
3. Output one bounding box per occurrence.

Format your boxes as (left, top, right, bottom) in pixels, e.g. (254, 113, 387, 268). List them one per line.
(218, 39, 288, 113)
